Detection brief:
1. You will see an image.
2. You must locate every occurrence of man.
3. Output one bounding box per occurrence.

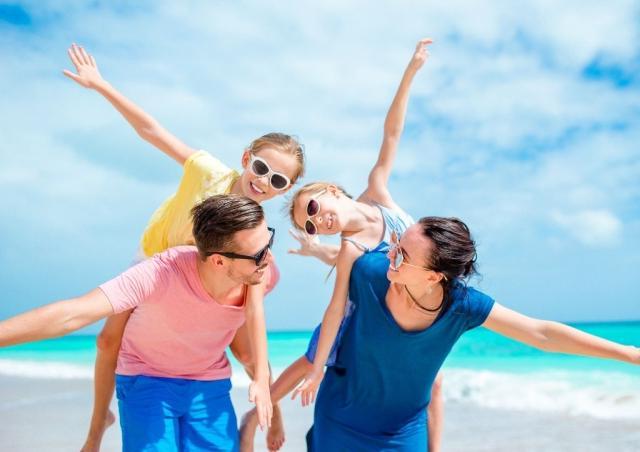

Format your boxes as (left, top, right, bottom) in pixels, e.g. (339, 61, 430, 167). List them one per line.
(0, 194, 274, 451)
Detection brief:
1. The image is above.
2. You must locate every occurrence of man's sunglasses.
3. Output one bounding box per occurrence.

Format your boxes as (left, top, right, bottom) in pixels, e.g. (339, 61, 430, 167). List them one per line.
(304, 189, 326, 235)
(249, 155, 291, 191)
(213, 227, 275, 266)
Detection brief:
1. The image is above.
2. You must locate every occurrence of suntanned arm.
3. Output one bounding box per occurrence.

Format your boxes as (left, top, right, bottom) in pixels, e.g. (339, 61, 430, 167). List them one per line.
(292, 241, 360, 406)
(361, 38, 432, 207)
(483, 303, 640, 364)
(63, 43, 196, 165)
(0, 288, 114, 347)
(244, 283, 273, 428)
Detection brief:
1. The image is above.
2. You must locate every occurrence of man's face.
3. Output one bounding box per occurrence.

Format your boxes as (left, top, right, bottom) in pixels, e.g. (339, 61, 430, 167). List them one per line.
(224, 220, 273, 286)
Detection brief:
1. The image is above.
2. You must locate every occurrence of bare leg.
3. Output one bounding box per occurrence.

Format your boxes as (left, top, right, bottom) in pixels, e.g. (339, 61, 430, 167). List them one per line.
(230, 324, 292, 452)
(427, 372, 444, 452)
(239, 356, 312, 452)
(81, 311, 132, 452)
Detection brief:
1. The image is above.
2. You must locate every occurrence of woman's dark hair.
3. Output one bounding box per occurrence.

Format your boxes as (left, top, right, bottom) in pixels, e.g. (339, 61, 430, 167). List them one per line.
(191, 194, 265, 260)
(418, 216, 478, 312)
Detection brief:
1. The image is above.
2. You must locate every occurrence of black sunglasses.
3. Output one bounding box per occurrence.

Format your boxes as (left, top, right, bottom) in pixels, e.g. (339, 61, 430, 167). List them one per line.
(213, 227, 275, 266)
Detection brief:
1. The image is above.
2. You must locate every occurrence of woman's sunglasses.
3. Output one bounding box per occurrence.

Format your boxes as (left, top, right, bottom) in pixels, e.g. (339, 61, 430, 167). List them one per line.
(388, 231, 431, 271)
(304, 189, 326, 235)
(213, 227, 275, 266)
(249, 155, 291, 191)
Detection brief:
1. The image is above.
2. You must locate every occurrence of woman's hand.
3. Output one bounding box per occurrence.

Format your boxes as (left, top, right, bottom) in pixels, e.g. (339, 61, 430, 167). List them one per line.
(291, 369, 324, 407)
(63, 43, 105, 89)
(288, 228, 321, 257)
(249, 378, 273, 430)
(409, 38, 433, 71)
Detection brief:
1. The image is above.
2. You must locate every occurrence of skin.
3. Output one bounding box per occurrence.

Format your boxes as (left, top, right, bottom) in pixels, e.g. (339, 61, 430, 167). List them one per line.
(63, 44, 302, 451)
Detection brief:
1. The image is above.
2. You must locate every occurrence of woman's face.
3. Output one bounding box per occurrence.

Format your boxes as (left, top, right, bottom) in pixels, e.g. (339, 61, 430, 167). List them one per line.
(386, 224, 433, 286)
(292, 187, 345, 236)
(239, 147, 299, 203)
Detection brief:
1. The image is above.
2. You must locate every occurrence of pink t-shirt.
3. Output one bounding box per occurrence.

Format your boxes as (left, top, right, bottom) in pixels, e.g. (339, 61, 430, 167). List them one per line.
(99, 246, 279, 381)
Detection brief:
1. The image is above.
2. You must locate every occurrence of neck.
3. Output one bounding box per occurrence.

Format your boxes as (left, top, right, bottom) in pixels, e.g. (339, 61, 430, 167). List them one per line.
(341, 200, 380, 235)
(196, 259, 244, 302)
(404, 282, 444, 312)
(230, 177, 244, 196)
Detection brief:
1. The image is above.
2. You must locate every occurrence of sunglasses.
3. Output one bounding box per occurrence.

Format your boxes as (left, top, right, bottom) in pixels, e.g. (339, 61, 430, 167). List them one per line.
(388, 231, 431, 272)
(304, 189, 327, 235)
(249, 155, 291, 191)
(214, 227, 275, 266)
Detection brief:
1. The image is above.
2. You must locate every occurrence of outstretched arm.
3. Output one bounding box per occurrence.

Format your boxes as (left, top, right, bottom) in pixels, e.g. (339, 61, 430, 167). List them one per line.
(483, 303, 640, 364)
(244, 283, 273, 430)
(288, 229, 340, 266)
(63, 43, 196, 165)
(361, 38, 432, 206)
(292, 242, 359, 406)
(0, 288, 114, 347)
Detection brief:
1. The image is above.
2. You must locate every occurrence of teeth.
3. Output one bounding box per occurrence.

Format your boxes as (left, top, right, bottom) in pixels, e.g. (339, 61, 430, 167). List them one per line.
(250, 182, 265, 194)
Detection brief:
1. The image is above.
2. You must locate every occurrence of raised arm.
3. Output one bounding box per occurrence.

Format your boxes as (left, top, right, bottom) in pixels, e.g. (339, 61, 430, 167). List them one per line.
(292, 241, 359, 406)
(0, 288, 114, 347)
(483, 303, 639, 364)
(63, 43, 196, 165)
(361, 38, 432, 206)
(244, 283, 273, 430)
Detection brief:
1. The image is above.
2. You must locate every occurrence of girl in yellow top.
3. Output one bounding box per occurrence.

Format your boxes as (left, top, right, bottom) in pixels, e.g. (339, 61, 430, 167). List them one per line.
(64, 43, 318, 452)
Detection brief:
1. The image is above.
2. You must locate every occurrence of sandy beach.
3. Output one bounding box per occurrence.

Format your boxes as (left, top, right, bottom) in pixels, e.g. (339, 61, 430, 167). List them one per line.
(0, 375, 638, 451)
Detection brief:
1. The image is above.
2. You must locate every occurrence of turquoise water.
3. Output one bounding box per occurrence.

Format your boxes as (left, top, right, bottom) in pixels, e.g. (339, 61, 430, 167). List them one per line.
(1, 321, 638, 419)
(1, 321, 638, 375)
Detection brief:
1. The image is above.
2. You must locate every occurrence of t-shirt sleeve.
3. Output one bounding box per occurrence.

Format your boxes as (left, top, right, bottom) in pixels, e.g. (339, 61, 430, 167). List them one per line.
(177, 150, 235, 201)
(264, 261, 280, 296)
(463, 287, 496, 331)
(99, 254, 171, 314)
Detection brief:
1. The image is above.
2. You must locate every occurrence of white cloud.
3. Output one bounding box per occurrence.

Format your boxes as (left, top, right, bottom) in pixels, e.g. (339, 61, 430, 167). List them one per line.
(551, 209, 623, 246)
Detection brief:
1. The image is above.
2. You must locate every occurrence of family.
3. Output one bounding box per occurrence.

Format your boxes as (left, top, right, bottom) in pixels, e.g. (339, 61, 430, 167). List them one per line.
(0, 40, 638, 452)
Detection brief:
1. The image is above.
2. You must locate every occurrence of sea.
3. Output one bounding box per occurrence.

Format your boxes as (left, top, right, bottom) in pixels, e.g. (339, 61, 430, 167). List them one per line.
(0, 322, 638, 421)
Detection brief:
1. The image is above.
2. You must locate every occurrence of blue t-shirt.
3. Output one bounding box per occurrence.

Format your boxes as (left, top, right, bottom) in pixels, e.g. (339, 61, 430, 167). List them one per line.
(310, 248, 495, 451)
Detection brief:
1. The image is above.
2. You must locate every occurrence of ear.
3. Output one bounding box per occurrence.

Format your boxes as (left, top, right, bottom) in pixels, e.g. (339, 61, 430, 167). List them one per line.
(241, 150, 251, 169)
(425, 271, 444, 287)
(327, 184, 341, 197)
(206, 253, 226, 268)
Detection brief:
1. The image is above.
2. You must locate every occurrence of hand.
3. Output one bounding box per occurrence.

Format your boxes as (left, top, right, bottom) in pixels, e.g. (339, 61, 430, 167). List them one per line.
(288, 228, 321, 257)
(249, 379, 273, 431)
(291, 369, 324, 407)
(409, 38, 433, 70)
(63, 43, 105, 89)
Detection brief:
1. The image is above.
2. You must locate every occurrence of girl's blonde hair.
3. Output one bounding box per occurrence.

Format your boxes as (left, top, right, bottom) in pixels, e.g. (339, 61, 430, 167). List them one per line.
(248, 133, 305, 184)
(287, 182, 352, 230)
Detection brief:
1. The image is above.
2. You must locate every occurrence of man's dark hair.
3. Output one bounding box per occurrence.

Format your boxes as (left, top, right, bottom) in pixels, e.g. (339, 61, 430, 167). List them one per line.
(191, 194, 265, 259)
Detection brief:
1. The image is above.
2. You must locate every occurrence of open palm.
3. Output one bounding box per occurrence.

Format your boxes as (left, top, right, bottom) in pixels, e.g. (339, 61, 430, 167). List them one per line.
(63, 43, 104, 89)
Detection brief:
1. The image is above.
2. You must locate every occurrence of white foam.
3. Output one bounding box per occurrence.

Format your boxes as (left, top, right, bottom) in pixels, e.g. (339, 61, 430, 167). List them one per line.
(0, 359, 93, 379)
(443, 368, 640, 420)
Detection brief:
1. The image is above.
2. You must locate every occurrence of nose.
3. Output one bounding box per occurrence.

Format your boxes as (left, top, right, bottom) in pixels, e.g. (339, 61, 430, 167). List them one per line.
(316, 216, 323, 224)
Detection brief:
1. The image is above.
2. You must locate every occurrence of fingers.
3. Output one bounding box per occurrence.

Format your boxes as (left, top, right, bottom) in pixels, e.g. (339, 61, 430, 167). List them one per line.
(62, 70, 80, 82)
(90, 55, 97, 68)
(79, 46, 91, 65)
(67, 47, 81, 69)
(288, 228, 304, 243)
(287, 248, 300, 255)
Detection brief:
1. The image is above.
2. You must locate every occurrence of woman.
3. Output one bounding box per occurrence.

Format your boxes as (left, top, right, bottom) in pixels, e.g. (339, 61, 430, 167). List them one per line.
(308, 217, 639, 450)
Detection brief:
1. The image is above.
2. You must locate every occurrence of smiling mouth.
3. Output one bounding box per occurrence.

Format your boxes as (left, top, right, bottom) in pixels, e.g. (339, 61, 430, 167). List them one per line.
(249, 181, 265, 195)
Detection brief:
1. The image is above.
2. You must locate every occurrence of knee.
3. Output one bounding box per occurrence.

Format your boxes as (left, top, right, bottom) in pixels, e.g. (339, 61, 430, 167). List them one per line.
(96, 330, 122, 353)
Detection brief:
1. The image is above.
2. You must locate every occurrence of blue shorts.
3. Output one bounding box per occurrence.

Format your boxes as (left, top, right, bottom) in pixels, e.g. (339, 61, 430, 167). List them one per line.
(115, 375, 238, 452)
(304, 300, 355, 366)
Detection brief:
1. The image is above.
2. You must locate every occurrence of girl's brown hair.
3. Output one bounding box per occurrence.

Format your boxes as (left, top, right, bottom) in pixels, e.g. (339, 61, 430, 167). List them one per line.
(248, 133, 305, 184)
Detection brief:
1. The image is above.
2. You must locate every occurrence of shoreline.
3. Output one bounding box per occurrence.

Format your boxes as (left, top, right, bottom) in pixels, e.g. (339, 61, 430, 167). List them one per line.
(1, 376, 638, 451)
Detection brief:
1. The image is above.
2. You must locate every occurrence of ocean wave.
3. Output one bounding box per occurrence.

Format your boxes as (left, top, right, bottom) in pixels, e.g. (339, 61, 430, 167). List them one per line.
(443, 368, 640, 420)
(0, 359, 93, 379)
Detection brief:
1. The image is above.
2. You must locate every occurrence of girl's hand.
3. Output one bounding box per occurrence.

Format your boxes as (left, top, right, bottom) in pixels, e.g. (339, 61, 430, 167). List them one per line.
(63, 43, 105, 89)
(288, 228, 321, 257)
(409, 38, 433, 70)
(249, 379, 273, 430)
(291, 369, 324, 407)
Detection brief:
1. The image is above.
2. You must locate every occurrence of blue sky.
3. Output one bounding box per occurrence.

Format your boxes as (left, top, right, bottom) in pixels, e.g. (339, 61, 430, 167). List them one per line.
(0, 1, 638, 331)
